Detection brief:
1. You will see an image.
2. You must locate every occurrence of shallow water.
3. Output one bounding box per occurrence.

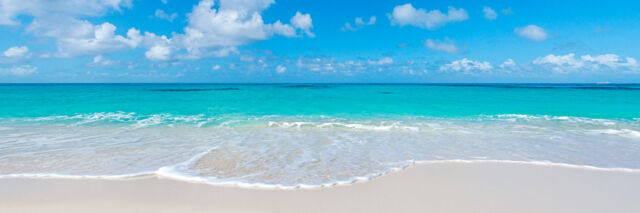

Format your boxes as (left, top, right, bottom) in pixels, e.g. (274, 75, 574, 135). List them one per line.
(1, 84, 639, 188)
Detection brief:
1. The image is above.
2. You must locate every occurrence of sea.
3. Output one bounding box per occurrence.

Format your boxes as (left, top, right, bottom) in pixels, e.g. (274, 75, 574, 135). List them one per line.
(1, 83, 639, 188)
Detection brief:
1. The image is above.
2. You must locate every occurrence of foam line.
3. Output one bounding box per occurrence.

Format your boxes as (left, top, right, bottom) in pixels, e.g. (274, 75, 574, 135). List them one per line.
(1, 160, 638, 190)
(0, 171, 155, 180)
(415, 160, 640, 173)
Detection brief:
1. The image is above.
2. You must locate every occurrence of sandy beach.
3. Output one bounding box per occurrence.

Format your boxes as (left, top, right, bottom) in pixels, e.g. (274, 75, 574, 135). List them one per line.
(1, 162, 638, 213)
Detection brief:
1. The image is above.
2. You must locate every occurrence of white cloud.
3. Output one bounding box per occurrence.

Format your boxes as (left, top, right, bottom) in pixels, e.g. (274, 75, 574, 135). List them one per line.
(0, 0, 132, 26)
(389, 4, 468, 30)
(368, 57, 394, 65)
(515, 25, 548, 41)
(3, 46, 29, 57)
(483, 6, 497, 20)
(0, 65, 37, 76)
(499, 58, 517, 69)
(341, 16, 376, 31)
(89, 55, 118, 66)
(54, 22, 142, 57)
(173, 0, 310, 59)
(296, 56, 337, 72)
(275, 65, 286, 73)
(424, 39, 458, 54)
(440, 58, 493, 72)
(154, 9, 177, 22)
(291, 11, 314, 37)
(211, 65, 221, 70)
(294, 56, 403, 75)
(533, 53, 584, 70)
(145, 45, 171, 61)
(581, 54, 638, 68)
(0, 0, 138, 57)
(533, 53, 638, 72)
(161, 0, 168, 4)
(2, 0, 311, 61)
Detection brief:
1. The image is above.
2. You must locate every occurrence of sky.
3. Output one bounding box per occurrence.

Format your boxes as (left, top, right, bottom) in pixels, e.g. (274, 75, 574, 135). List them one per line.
(1, 0, 640, 83)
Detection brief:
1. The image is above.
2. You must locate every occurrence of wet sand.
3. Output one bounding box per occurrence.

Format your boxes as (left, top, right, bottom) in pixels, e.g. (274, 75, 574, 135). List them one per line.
(1, 162, 639, 213)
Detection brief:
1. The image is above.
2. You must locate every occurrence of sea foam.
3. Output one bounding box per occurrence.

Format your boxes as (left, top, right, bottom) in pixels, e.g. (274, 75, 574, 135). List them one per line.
(1, 113, 639, 188)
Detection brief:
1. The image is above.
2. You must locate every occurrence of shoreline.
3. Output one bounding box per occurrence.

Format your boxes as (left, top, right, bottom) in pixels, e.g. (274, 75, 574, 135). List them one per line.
(2, 162, 639, 213)
(2, 159, 639, 190)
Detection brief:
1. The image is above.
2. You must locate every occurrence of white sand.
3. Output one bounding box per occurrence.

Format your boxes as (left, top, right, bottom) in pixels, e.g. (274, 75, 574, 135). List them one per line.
(1, 162, 639, 213)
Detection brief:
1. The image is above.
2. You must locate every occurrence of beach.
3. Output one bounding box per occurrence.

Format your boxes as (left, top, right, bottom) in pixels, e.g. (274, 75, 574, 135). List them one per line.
(2, 0, 640, 211)
(2, 162, 639, 213)
(1, 84, 639, 212)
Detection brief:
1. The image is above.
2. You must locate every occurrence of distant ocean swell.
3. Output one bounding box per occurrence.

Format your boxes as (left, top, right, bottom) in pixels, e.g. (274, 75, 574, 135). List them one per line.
(1, 112, 639, 188)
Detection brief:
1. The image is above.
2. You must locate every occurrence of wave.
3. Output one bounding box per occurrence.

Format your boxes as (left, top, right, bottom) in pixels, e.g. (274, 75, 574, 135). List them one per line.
(4, 112, 637, 129)
(2, 112, 639, 188)
(481, 114, 619, 125)
(2, 159, 639, 189)
(267, 121, 420, 131)
(0, 171, 154, 180)
(588, 129, 640, 139)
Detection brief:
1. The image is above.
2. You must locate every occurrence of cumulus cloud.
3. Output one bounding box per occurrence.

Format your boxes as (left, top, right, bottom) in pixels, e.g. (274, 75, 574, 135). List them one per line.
(440, 58, 493, 72)
(54, 22, 142, 57)
(179, 0, 287, 57)
(424, 39, 458, 54)
(154, 9, 177, 22)
(291, 11, 314, 37)
(0, 0, 132, 25)
(2, 0, 312, 61)
(166, 0, 312, 60)
(211, 65, 221, 70)
(533, 53, 638, 72)
(389, 4, 468, 30)
(0, 0, 142, 57)
(145, 45, 171, 61)
(581, 54, 638, 68)
(0, 65, 37, 76)
(432, 53, 638, 75)
(499, 58, 517, 69)
(3, 46, 29, 57)
(515, 25, 548, 41)
(341, 16, 376, 32)
(483, 6, 497, 20)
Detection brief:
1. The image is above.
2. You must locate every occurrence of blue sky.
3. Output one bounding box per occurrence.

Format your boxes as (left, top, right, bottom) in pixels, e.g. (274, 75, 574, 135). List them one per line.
(1, 0, 640, 83)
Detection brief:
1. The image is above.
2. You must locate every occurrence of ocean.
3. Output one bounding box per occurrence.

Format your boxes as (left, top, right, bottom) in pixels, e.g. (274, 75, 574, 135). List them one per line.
(1, 83, 639, 188)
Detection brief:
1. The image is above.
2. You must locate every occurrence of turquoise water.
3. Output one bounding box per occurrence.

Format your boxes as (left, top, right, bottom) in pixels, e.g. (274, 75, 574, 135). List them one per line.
(2, 84, 640, 119)
(1, 84, 639, 187)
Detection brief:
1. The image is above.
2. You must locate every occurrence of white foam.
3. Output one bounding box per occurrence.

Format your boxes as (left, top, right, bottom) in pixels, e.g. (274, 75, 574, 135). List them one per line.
(267, 121, 419, 131)
(2, 113, 639, 189)
(488, 114, 626, 125)
(0, 171, 154, 180)
(415, 160, 640, 173)
(588, 129, 640, 138)
(154, 159, 413, 190)
(1, 159, 638, 190)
